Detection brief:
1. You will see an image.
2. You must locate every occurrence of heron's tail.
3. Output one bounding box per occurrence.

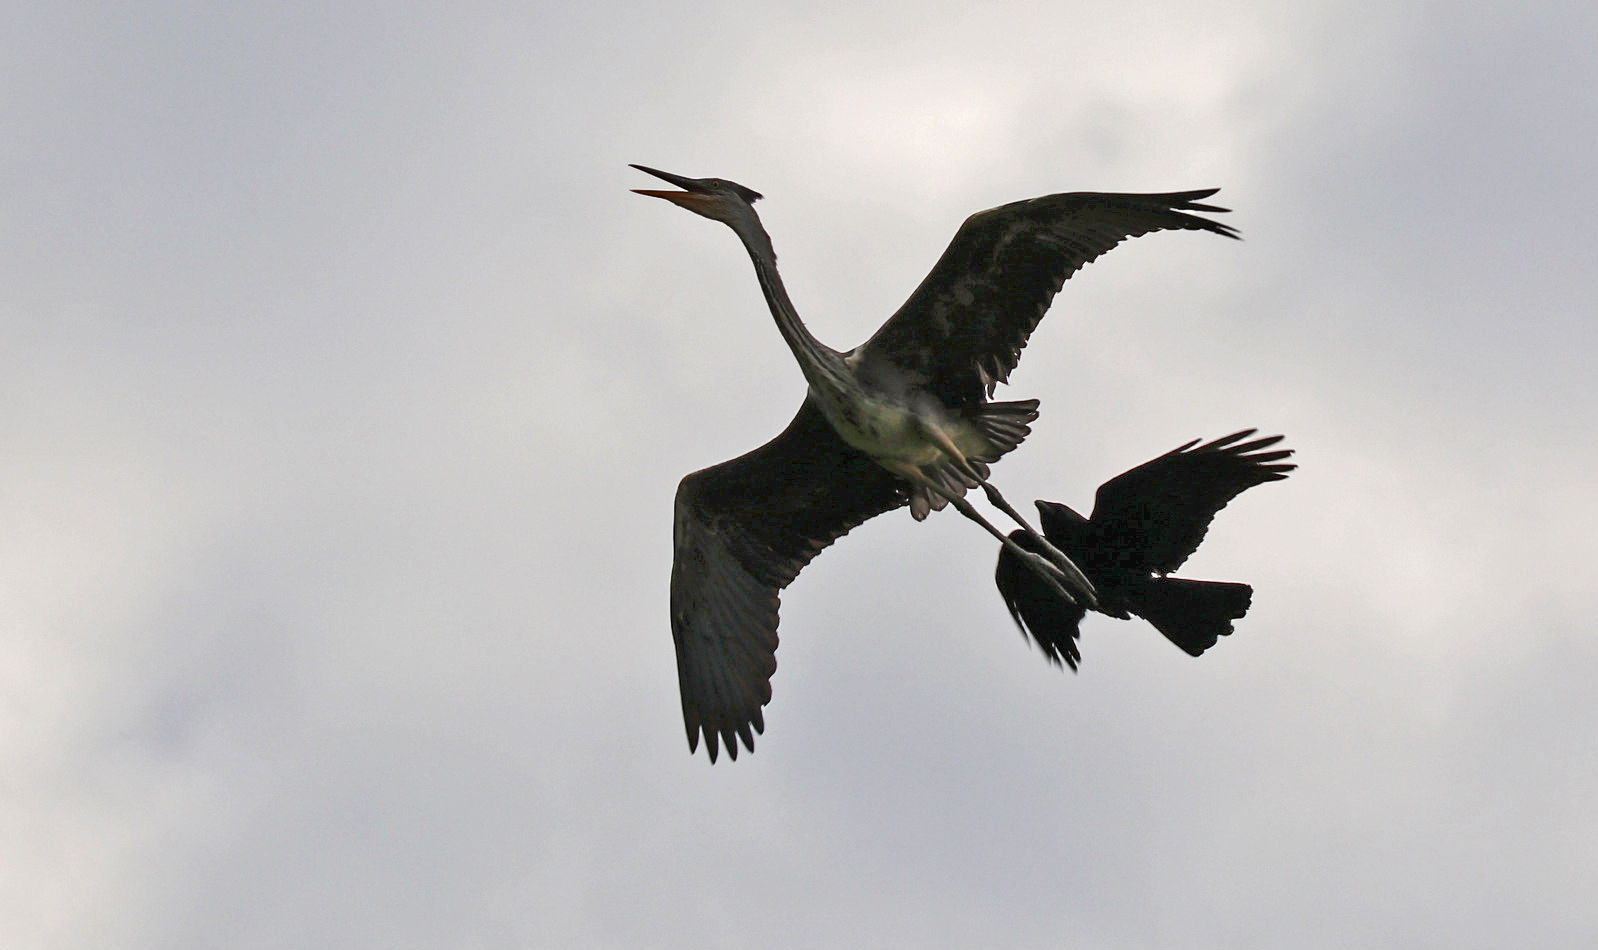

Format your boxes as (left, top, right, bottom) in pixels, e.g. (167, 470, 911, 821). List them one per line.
(1130, 578, 1252, 657)
(967, 399, 1039, 460)
(907, 399, 1041, 521)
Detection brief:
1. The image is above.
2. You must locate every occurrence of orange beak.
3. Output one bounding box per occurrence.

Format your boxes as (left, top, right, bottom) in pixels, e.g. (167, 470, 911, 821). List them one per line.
(632, 189, 718, 212)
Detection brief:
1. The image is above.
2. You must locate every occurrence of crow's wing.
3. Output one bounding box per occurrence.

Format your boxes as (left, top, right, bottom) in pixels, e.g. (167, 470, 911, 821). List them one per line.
(1088, 430, 1294, 576)
(994, 530, 1089, 670)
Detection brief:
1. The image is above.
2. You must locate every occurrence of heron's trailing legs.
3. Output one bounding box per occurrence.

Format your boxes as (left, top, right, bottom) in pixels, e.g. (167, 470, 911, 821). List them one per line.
(930, 485, 1098, 608)
(975, 480, 1096, 592)
(916, 424, 1098, 607)
(980, 482, 1042, 539)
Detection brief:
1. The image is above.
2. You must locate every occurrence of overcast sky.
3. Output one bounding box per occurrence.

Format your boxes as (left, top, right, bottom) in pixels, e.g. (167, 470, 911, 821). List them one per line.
(3, 1, 1595, 947)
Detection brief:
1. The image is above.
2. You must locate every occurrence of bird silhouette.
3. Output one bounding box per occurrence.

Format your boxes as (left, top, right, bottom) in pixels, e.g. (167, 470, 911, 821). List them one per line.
(995, 430, 1294, 669)
(634, 165, 1239, 760)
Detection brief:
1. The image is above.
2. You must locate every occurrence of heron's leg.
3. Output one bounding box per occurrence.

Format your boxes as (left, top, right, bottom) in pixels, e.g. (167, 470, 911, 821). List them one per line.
(927, 484, 1097, 608)
(974, 480, 1097, 603)
(979, 481, 1039, 536)
(920, 424, 1061, 544)
(912, 423, 1098, 606)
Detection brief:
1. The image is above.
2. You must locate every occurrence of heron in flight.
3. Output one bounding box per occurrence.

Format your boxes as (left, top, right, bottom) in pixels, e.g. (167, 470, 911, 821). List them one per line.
(633, 164, 1238, 761)
(995, 430, 1294, 669)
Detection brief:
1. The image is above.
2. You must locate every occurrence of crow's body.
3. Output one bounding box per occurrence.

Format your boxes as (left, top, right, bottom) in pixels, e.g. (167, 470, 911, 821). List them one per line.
(996, 430, 1294, 669)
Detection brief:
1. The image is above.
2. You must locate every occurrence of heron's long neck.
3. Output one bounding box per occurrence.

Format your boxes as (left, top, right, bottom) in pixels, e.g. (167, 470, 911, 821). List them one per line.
(734, 218, 848, 389)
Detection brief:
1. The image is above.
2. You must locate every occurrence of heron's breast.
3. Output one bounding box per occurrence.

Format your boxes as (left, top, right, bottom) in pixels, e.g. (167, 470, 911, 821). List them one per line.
(810, 384, 969, 466)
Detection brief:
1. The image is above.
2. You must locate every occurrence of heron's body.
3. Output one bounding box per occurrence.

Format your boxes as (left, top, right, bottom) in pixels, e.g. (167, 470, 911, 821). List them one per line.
(815, 378, 941, 466)
(695, 185, 1046, 525)
(633, 165, 1240, 761)
(815, 353, 1026, 507)
(805, 351, 930, 459)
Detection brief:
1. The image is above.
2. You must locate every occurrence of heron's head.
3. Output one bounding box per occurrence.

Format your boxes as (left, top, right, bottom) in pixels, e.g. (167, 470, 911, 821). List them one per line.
(631, 164, 763, 225)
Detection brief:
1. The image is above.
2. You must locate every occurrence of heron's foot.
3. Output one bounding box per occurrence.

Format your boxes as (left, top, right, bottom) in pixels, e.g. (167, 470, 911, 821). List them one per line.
(1015, 550, 1094, 607)
(1027, 538, 1099, 609)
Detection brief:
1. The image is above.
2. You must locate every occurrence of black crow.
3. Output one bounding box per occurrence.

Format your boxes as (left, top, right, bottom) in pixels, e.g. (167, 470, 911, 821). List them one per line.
(995, 430, 1294, 669)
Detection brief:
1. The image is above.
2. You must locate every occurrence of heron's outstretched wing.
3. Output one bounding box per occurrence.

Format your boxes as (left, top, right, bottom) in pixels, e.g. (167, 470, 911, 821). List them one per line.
(1086, 430, 1295, 576)
(857, 190, 1238, 407)
(671, 399, 908, 762)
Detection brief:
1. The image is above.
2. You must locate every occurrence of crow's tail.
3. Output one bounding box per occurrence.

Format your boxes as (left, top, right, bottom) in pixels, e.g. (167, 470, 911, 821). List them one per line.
(1131, 578, 1252, 657)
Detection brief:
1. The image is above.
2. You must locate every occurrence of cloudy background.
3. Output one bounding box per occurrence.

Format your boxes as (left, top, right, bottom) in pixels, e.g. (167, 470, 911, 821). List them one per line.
(4, 1, 1595, 946)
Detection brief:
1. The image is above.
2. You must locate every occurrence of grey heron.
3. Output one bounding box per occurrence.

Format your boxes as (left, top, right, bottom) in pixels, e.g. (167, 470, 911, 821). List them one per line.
(995, 430, 1294, 669)
(633, 164, 1239, 760)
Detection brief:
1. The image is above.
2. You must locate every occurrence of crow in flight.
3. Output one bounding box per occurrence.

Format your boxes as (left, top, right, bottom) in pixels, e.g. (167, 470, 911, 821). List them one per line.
(995, 430, 1294, 669)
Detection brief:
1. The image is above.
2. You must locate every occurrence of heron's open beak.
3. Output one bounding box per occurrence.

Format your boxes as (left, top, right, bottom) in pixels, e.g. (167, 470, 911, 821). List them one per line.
(630, 165, 720, 212)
